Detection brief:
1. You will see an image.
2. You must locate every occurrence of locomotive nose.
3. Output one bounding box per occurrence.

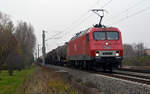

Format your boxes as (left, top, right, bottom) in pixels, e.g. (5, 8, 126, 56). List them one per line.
(103, 41, 112, 49)
(104, 41, 112, 46)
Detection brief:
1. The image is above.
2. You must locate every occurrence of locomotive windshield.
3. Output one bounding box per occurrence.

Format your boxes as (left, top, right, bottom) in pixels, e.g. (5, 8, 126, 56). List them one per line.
(93, 32, 105, 40)
(93, 31, 119, 40)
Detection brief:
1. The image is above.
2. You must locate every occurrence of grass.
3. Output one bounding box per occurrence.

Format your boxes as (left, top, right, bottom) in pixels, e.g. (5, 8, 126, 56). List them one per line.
(19, 66, 86, 94)
(0, 66, 35, 94)
(123, 56, 150, 66)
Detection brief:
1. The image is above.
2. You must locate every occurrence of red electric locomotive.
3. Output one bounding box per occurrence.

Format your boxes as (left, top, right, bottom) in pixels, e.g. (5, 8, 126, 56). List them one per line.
(66, 9, 123, 71)
(67, 26, 123, 71)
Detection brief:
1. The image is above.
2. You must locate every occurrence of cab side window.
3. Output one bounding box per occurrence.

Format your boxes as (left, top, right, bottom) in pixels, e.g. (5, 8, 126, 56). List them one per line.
(86, 34, 89, 42)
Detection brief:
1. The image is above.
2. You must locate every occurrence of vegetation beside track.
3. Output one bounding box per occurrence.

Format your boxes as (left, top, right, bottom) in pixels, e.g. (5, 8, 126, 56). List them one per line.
(17, 66, 99, 94)
(0, 66, 35, 94)
(123, 56, 150, 66)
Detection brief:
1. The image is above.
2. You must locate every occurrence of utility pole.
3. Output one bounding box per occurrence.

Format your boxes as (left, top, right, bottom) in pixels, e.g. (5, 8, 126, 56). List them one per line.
(38, 44, 40, 59)
(35, 50, 37, 62)
(42, 30, 46, 65)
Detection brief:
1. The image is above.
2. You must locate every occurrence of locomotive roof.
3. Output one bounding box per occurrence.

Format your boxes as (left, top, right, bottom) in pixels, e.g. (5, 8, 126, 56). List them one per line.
(70, 26, 119, 41)
(70, 28, 90, 41)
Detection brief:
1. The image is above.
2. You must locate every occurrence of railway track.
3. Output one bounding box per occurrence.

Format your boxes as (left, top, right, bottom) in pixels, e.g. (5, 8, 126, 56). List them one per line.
(44, 64, 150, 85)
(114, 71, 150, 80)
(72, 67, 150, 85)
(44, 64, 150, 94)
(119, 68, 150, 74)
(97, 72, 150, 85)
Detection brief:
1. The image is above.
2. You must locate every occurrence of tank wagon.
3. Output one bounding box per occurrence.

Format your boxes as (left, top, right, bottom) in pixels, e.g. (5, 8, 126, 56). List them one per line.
(45, 44, 67, 65)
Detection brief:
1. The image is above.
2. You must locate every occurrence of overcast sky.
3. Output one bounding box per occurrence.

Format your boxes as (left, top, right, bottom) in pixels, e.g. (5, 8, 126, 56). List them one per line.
(0, 0, 150, 55)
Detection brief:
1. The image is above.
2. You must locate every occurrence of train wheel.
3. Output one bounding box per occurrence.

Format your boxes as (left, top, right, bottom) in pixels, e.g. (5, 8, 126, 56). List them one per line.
(75, 61, 79, 68)
(102, 64, 106, 72)
(119, 61, 122, 68)
(79, 61, 82, 69)
(83, 61, 87, 69)
(116, 61, 122, 69)
(87, 61, 92, 70)
(109, 64, 112, 72)
(66, 62, 69, 67)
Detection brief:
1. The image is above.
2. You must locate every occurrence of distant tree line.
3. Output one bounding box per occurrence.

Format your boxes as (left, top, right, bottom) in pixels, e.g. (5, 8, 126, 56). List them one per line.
(123, 43, 146, 59)
(0, 11, 36, 75)
(123, 43, 150, 66)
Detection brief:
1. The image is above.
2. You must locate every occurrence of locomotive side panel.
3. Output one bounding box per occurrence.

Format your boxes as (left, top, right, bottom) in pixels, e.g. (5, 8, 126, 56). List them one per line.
(67, 32, 91, 61)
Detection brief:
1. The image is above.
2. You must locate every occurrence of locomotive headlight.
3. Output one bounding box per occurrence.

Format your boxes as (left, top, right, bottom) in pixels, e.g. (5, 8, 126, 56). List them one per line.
(95, 51, 99, 57)
(116, 51, 120, 56)
(116, 53, 119, 56)
(96, 53, 99, 56)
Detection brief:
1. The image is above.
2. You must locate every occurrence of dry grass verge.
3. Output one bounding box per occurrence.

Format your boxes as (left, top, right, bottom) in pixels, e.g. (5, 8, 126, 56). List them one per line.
(17, 66, 100, 94)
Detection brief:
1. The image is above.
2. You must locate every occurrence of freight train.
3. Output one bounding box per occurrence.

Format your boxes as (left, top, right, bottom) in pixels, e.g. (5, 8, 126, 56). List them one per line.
(43, 9, 123, 71)
(45, 26, 123, 71)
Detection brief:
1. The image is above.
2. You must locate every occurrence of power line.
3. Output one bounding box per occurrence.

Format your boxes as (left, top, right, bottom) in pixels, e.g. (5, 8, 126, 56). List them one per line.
(45, 37, 61, 41)
(90, 0, 101, 9)
(45, 0, 113, 46)
(45, 31, 63, 41)
(63, 14, 93, 36)
(105, 0, 148, 23)
(59, 0, 101, 35)
(101, 0, 113, 8)
(45, 11, 90, 42)
(111, 5, 150, 25)
(46, 0, 101, 44)
(46, 0, 114, 50)
(64, 0, 112, 34)
(45, 13, 90, 42)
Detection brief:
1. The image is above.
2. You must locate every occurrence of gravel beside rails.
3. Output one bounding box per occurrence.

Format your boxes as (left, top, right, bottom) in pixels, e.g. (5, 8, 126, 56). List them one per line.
(46, 64, 150, 94)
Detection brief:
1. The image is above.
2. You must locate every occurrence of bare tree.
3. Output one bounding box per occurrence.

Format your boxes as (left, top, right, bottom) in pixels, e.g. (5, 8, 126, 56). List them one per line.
(133, 43, 145, 57)
(123, 44, 135, 59)
(14, 21, 36, 67)
(0, 12, 16, 67)
(0, 12, 36, 76)
(0, 11, 20, 76)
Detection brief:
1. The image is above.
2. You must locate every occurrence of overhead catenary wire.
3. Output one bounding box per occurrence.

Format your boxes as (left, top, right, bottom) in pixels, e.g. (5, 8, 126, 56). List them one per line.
(59, 0, 101, 34)
(59, 0, 113, 39)
(65, 0, 113, 32)
(45, 13, 89, 42)
(45, 31, 63, 41)
(105, 0, 148, 23)
(45, 37, 61, 41)
(46, 0, 101, 42)
(61, 14, 93, 39)
(45, 12, 90, 42)
(45, 0, 115, 50)
(46, 0, 115, 50)
(101, 0, 112, 8)
(110, 5, 150, 25)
